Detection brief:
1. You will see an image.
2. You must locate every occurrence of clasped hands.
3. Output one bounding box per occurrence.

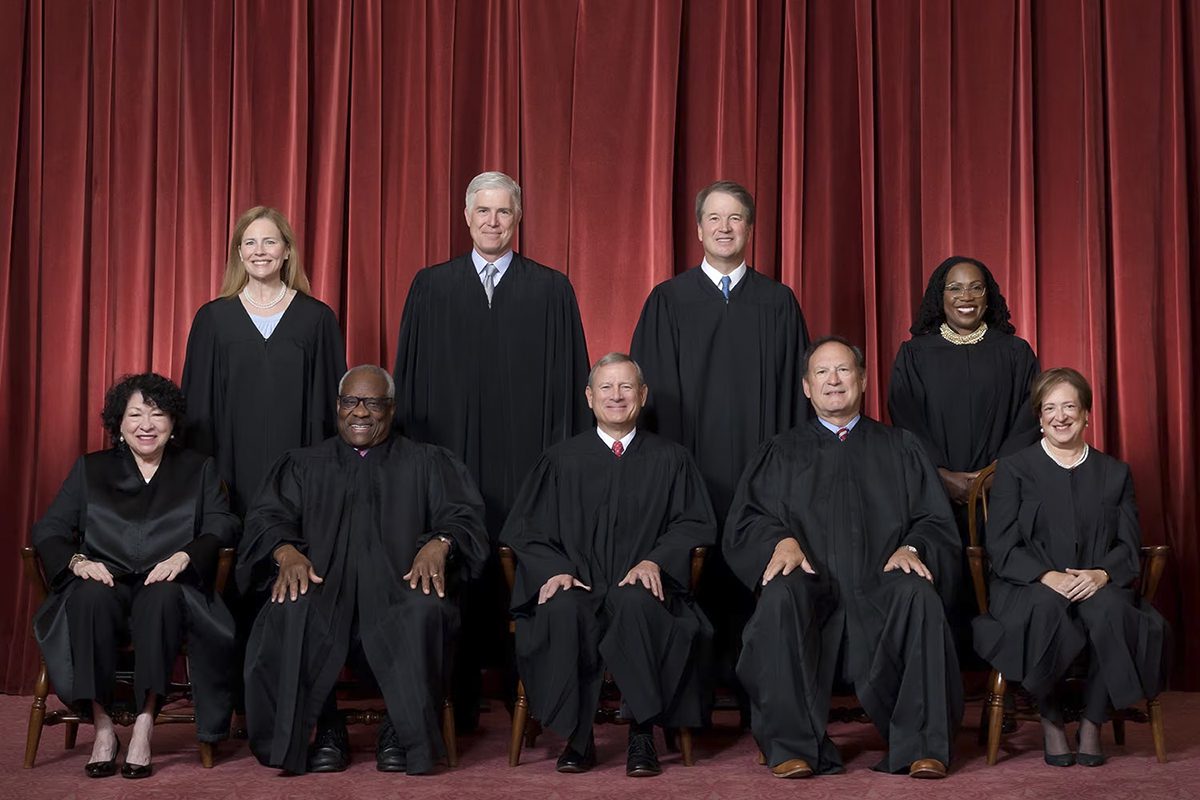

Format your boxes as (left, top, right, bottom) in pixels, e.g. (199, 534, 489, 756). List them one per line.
(537, 559, 665, 605)
(70, 552, 190, 587)
(761, 537, 933, 585)
(271, 537, 452, 603)
(1040, 568, 1108, 602)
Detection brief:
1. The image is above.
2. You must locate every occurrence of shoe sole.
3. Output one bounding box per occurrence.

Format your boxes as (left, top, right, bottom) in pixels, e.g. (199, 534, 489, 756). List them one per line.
(627, 767, 662, 777)
(772, 766, 813, 779)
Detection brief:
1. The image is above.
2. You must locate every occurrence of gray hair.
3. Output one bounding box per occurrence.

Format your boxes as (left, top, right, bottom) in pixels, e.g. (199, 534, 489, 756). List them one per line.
(587, 352, 645, 388)
(465, 171, 522, 217)
(339, 365, 396, 399)
(802, 335, 866, 375)
(695, 180, 756, 226)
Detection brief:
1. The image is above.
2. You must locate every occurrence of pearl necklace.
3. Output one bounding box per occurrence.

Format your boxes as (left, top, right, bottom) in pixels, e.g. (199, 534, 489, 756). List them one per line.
(1041, 437, 1089, 470)
(939, 321, 987, 345)
(241, 283, 288, 309)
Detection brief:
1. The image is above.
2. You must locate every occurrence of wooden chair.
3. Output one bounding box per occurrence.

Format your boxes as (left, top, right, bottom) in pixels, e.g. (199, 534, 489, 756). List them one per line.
(22, 545, 236, 769)
(965, 463, 1169, 765)
(498, 545, 707, 767)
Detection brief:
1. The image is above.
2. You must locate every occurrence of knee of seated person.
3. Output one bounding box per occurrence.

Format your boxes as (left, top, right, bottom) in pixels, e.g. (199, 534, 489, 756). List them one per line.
(405, 587, 454, 621)
(1077, 585, 1125, 616)
(758, 570, 822, 611)
(886, 571, 943, 609)
(138, 579, 186, 606)
(67, 578, 122, 610)
(606, 583, 660, 613)
(537, 585, 587, 617)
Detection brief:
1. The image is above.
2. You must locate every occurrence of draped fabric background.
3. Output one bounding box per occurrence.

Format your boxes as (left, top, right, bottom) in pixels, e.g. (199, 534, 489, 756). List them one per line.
(2, 0, 1197, 691)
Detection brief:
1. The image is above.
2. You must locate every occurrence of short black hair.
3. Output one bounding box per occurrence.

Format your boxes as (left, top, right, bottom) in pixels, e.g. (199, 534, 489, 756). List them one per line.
(802, 335, 866, 375)
(910, 256, 1016, 335)
(100, 372, 187, 446)
(694, 180, 756, 226)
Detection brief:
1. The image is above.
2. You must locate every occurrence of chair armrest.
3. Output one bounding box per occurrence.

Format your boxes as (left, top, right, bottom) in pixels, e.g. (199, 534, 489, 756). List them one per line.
(688, 546, 707, 592)
(1138, 545, 1170, 602)
(966, 545, 989, 614)
(215, 547, 236, 594)
(21, 546, 50, 604)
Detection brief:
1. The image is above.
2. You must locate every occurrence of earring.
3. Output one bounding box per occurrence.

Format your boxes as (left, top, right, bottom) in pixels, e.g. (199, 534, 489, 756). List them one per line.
(119, 435, 125, 443)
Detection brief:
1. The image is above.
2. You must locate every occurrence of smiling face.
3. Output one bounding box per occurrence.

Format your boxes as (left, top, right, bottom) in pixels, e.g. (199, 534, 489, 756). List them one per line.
(336, 369, 395, 448)
(1038, 381, 1089, 451)
(696, 191, 751, 272)
(120, 391, 174, 462)
(941, 261, 988, 335)
(585, 361, 648, 436)
(238, 217, 290, 284)
(465, 187, 520, 259)
(803, 341, 866, 424)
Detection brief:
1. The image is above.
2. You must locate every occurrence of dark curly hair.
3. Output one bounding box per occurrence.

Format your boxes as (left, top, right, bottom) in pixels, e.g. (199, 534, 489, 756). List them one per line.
(909, 256, 1016, 336)
(100, 372, 187, 447)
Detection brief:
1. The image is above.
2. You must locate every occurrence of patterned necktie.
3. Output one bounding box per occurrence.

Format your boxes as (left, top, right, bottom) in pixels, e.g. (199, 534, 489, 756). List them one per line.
(720, 275, 731, 303)
(612, 440, 624, 458)
(837, 427, 849, 442)
(483, 263, 498, 307)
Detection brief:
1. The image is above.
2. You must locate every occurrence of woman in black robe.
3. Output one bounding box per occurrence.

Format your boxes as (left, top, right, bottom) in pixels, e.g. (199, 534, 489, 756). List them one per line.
(32, 373, 239, 779)
(973, 368, 1169, 766)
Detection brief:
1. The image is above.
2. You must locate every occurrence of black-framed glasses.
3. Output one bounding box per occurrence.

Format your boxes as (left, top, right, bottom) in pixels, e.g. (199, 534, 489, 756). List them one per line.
(943, 283, 986, 298)
(338, 395, 394, 413)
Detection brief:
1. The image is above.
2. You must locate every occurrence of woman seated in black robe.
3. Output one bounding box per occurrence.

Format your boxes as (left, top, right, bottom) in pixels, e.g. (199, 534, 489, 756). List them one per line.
(32, 373, 240, 779)
(973, 368, 1169, 767)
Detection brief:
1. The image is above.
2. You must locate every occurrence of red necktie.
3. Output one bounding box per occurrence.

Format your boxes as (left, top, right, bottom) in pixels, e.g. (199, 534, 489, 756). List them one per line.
(837, 427, 849, 442)
(612, 440, 624, 458)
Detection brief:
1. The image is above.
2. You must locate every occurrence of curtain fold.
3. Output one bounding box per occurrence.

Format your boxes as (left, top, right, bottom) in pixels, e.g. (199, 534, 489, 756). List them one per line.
(2, 0, 1197, 692)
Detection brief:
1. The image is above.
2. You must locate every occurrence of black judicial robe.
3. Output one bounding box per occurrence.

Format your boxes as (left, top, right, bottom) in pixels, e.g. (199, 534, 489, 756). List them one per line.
(393, 253, 591, 538)
(725, 418, 963, 773)
(237, 434, 488, 774)
(501, 431, 716, 751)
(182, 293, 347, 515)
(630, 265, 810, 520)
(32, 447, 239, 740)
(888, 329, 1040, 475)
(973, 445, 1169, 708)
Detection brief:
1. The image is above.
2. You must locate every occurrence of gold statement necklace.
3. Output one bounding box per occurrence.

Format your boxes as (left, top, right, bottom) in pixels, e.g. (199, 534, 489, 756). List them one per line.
(939, 321, 987, 345)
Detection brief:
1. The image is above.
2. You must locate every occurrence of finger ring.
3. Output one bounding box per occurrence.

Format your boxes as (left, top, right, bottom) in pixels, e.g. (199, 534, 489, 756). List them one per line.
(431, 573, 440, 577)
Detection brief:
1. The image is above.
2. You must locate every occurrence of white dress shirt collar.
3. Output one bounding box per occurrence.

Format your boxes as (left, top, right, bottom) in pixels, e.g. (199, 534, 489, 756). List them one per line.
(700, 258, 748, 291)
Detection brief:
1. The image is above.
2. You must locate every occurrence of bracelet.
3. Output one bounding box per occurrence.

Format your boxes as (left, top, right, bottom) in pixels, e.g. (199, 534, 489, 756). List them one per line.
(68, 553, 87, 571)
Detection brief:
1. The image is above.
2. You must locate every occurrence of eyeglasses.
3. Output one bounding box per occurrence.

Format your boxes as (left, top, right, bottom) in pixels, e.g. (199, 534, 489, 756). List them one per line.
(337, 395, 393, 413)
(943, 283, 987, 298)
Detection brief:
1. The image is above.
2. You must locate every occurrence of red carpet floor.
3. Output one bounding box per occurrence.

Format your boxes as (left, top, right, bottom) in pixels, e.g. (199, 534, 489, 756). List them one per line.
(0, 693, 1197, 799)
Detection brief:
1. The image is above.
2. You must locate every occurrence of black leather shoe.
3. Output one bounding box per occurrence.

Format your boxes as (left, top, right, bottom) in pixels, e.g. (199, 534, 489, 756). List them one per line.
(376, 716, 406, 772)
(626, 730, 662, 777)
(85, 739, 120, 778)
(120, 760, 153, 779)
(556, 737, 596, 773)
(307, 724, 350, 773)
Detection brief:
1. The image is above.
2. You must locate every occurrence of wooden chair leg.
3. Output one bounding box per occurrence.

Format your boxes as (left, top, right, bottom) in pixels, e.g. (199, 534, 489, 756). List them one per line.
(64, 722, 78, 749)
(199, 741, 215, 768)
(985, 670, 1007, 766)
(1148, 697, 1167, 763)
(1111, 717, 1126, 745)
(24, 663, 50, 768)
(509, 679, 529, 767)
(679, 727, 694, 766)
(442, 699, 459, 768)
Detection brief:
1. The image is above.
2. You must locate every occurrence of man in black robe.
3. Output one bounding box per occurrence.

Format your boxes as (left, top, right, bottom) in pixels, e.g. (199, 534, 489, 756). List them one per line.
(630, 180, 810, 715)
(725, 336, 963, 779)
(394, 170, 591, 728)
(238, 365, 489, 775)
(501, 353, 716, 776)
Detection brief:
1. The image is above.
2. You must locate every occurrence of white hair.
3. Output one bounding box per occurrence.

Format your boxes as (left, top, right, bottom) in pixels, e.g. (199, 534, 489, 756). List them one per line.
(339, 365, 395, 399)
(587, 352, 646, 388)
(465, 171, 522, 217)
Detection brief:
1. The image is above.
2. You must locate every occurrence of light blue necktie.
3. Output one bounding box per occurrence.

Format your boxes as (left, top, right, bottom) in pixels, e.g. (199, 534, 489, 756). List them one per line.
(483, 263, 498, 307)
(720, 275, 731, 303)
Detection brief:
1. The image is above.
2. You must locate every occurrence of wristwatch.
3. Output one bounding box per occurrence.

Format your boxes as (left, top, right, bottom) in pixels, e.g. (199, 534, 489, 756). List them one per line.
(434, 534, 455, 554)
(903, 544, 919, 556)
(68, 553, 87, 571)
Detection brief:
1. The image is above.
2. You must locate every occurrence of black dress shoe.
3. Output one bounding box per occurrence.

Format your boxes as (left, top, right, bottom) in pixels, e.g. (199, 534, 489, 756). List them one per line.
(556, 738, 596, 773)
(120, 760, 153, 779)
(626, 729, 662, 777)
(1043, 733, 1076, 767)
(376, 716, 406, 772)
(1075, 729, 1106, 767)
(85, 739, 120, 778)
(307, 724, 350, 773)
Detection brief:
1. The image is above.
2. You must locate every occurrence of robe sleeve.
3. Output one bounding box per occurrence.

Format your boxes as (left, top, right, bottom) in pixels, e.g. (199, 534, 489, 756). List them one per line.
(1097, 463, 1142, 587)
(630, 287, 683, 439)
(790, 295, 813, 424)
(897, 432, 962, 598)
(549, 274, 592, 441)
(237, 452, 308, 593)
(985, 457, 1050, 585)
(996, 338, 1041, 458)
(308, 301, 348, 444)
(414, 446, 489, 581)
(180, 303, 219, 456)
(31, 457, 86, 590)
(181, 456, 241, 588)
(887, 340, 943, 467)
(722, 440, 809, 592)
(394, 270, 429, 440)
(643, 451, 718, 590)
(500, 454, 580, 613)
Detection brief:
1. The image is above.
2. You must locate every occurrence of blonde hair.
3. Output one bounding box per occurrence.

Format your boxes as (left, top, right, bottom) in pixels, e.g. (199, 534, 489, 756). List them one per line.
(218, 206, 312, 297)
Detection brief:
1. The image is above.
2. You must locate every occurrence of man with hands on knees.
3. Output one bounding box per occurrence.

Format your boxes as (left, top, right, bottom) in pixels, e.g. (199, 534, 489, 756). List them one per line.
(725, 336, 963, 780)
(237, 365, 488, 775)
(501, 353, 716, 777)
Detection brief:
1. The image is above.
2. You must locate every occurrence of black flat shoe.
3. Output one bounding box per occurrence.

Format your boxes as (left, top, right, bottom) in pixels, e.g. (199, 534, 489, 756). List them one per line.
(626, 730, 662, 777)
(307, 724, 350, 773)
(1043, 734, 1075, 768)
(375, 716, 406, 772)
(85, 739, 120, 778)
(556, 738, 596, 773)
(120, 760, 153, 779)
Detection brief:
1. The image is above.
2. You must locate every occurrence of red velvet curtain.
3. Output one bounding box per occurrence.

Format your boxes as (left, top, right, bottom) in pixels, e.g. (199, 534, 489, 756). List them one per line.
(2, 0, 1197, 692)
